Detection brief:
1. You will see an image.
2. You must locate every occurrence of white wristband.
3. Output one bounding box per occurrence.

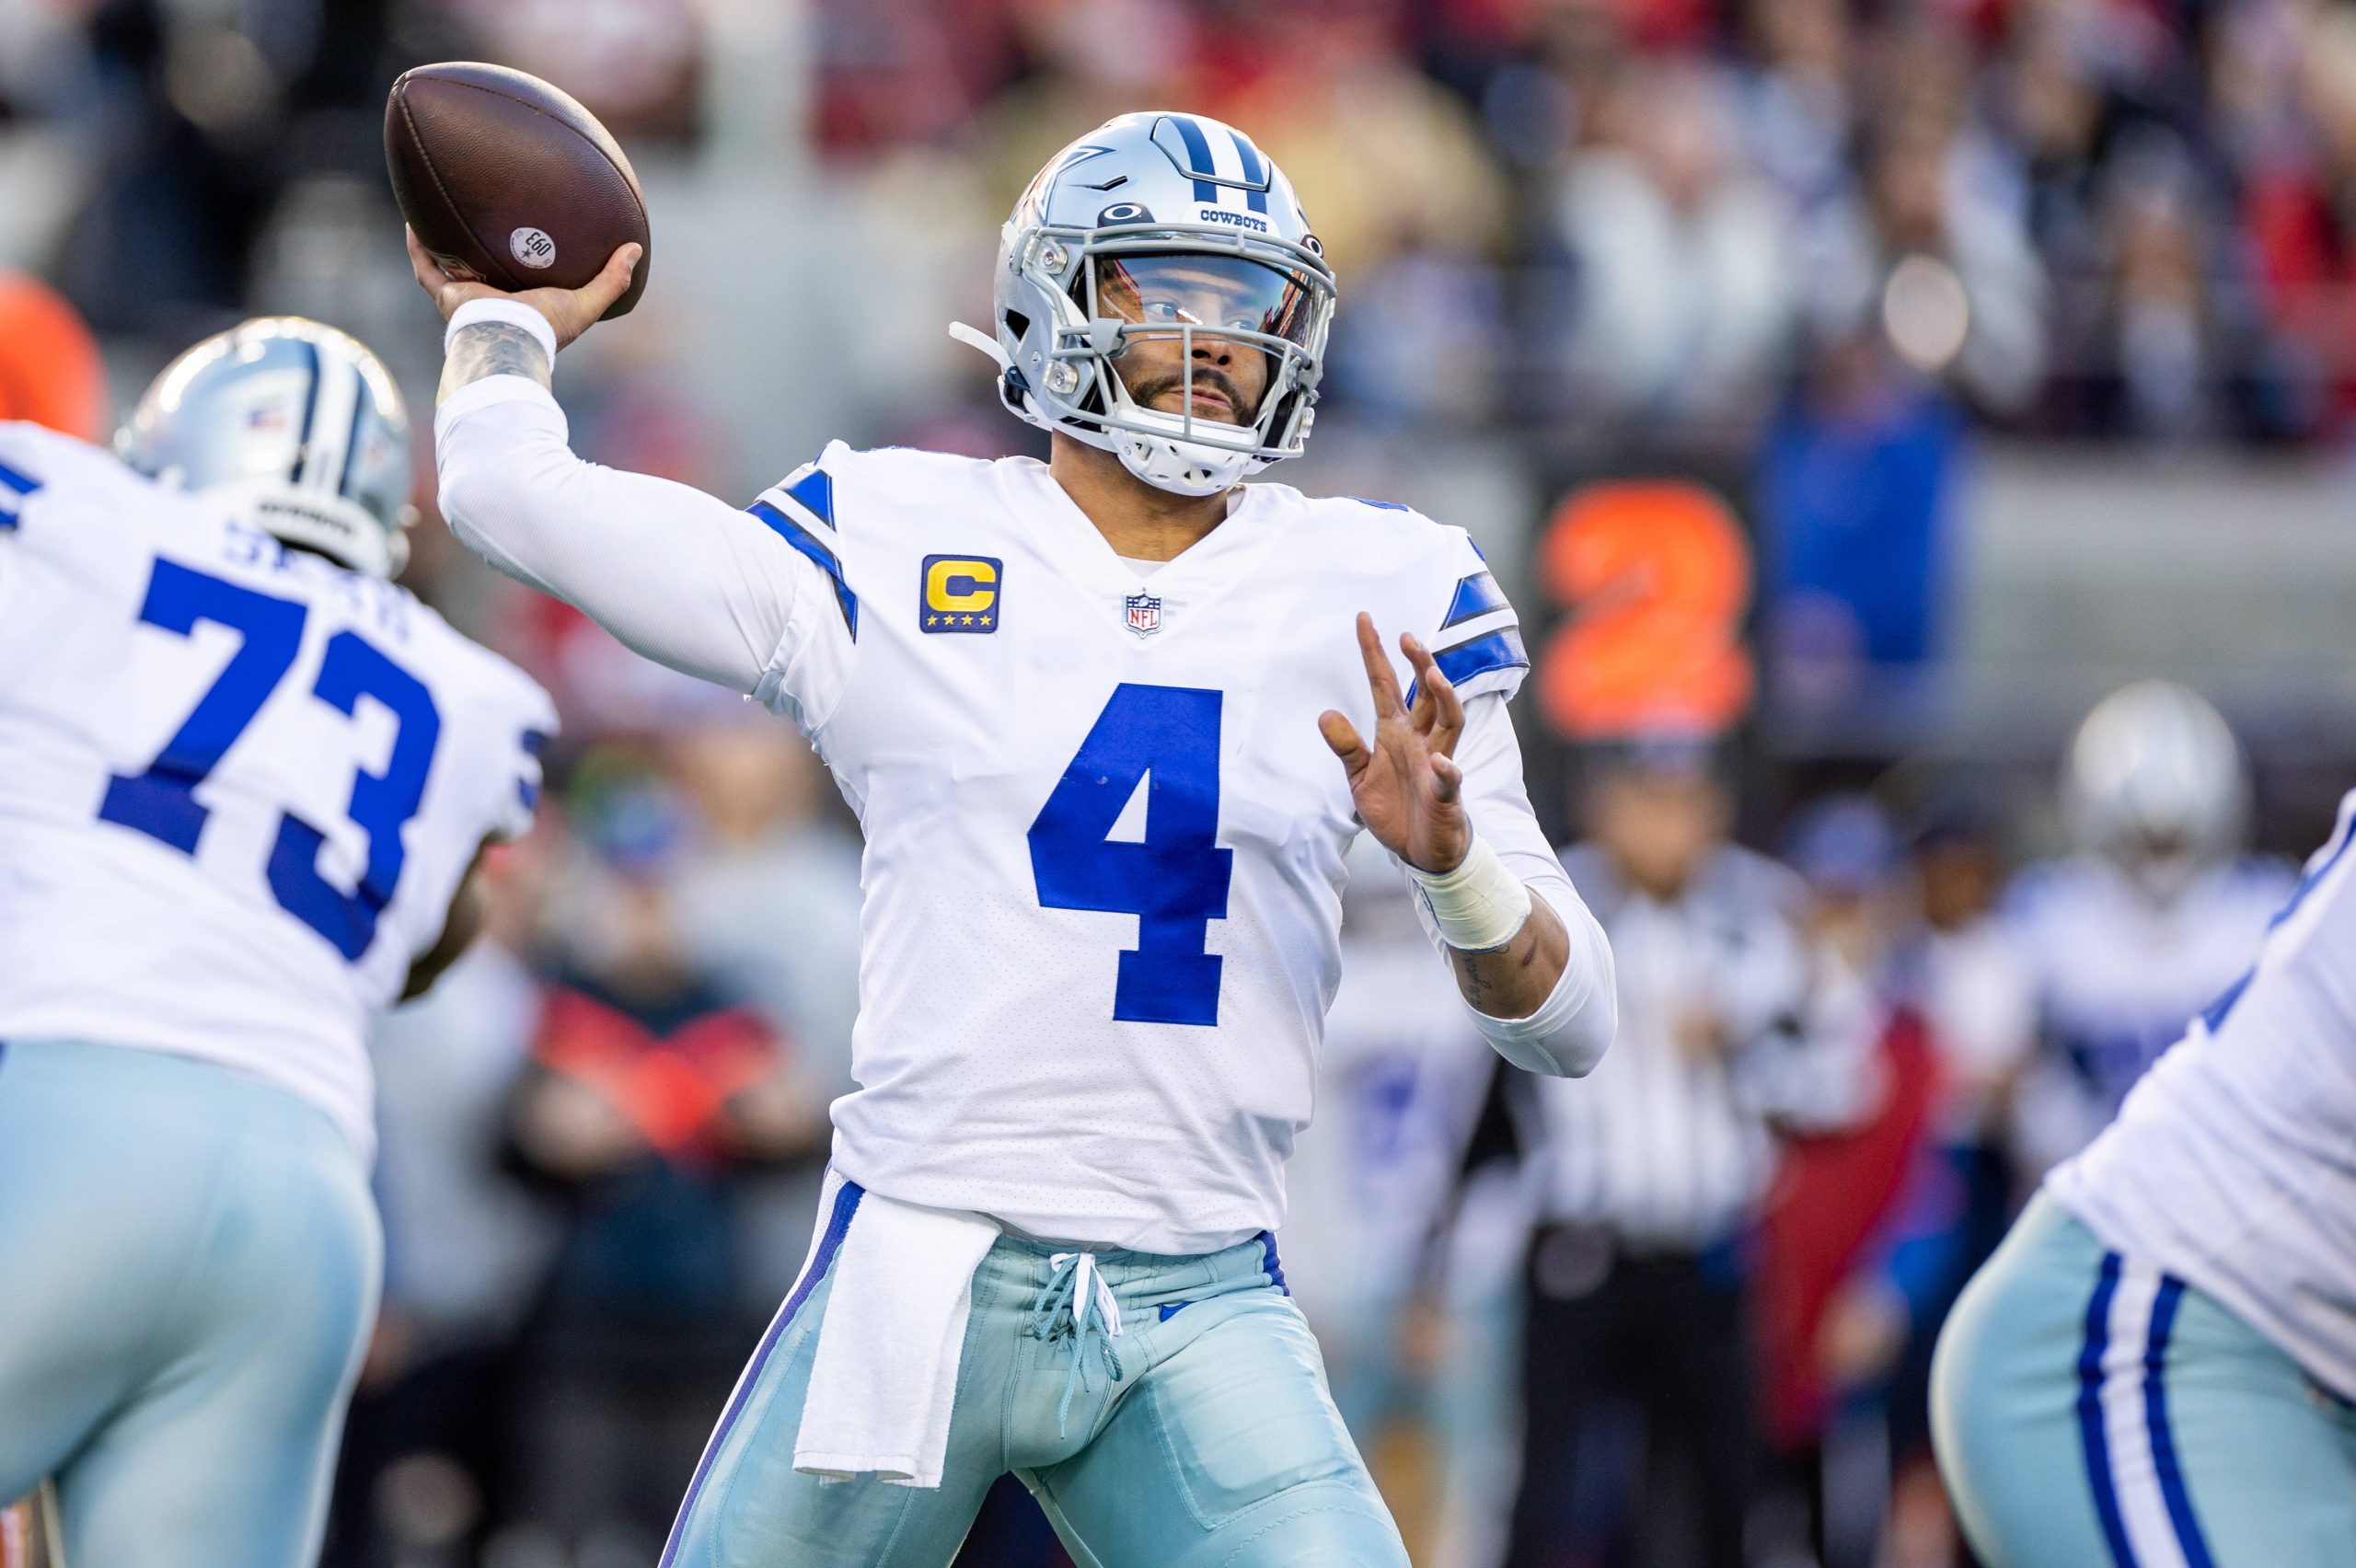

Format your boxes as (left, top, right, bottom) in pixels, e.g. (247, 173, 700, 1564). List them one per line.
(445, 298, 559, 365)
(1407, 835, 1533, 951)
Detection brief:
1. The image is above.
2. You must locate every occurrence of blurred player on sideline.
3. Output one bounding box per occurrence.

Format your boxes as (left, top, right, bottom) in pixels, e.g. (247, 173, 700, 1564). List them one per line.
(1934, 786, 2356, 1563)
(0, 318, 555, 1567)
(2004, 681, 2289, 1172)
(415, 110, 1616, 1566)
(1283, 836, 1521, 1566)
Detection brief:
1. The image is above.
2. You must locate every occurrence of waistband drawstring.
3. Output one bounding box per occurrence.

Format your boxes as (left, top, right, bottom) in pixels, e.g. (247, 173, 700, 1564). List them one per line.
(1027, 1251, 1126, 1437)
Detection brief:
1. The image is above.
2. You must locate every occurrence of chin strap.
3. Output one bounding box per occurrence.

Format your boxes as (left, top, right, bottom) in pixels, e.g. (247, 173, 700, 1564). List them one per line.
(948, 321, 1011, 370)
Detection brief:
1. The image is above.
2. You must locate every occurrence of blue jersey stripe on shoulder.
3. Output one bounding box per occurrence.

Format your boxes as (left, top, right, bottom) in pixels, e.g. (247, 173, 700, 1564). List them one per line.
(1343, 495, 1409, 512)
(748, 501, 858, 639)
(1435, 627, 1528, 686)
(1441, 570, 1508, 630)
(785, 467, 836, 528)
(0, 460, 39, 496)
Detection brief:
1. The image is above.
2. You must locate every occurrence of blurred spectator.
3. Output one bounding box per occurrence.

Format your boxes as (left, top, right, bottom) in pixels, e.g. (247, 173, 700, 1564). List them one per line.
(2004, 682, 2292, 1175)
(1754, 796, 1950, 1568)
(496, 777, 826, 1559)
(1551, 58, 1798, 444)
(0, 271, 105, 438)
(1803, 70, 2048, 419)
(1507, 740, 1879, 1568)
(1736, 0, 1854, 215)
(1756, 319, 1966, 744)
(329, 834, 564, 1567)
(663, 716, 863, 1309)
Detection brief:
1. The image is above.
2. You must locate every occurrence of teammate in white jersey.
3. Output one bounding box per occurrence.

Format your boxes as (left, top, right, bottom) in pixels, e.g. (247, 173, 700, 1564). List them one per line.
(0, 318, 555, 1568)
(2004, 682, 2289, 1173)
(413, 110, 1615, 1565)
(1933, 789, 2356, 1565)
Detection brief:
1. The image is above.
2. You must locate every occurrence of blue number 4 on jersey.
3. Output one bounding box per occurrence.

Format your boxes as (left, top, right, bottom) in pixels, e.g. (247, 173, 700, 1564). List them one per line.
(1028, 683, 1232, 1026)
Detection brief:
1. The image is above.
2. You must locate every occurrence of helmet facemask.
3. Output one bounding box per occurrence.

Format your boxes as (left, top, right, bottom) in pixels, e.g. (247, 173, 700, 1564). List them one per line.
(999, 225, 1334, 496)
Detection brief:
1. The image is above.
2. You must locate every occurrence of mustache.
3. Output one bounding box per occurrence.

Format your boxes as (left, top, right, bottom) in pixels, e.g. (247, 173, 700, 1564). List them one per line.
(1129, 364, 1252, 419)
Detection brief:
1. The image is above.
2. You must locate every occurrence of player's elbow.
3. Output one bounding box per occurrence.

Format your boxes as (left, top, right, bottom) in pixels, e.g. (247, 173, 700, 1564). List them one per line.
(1554, 984, 1617, 1077)
(1472, 949, 1616, 1079)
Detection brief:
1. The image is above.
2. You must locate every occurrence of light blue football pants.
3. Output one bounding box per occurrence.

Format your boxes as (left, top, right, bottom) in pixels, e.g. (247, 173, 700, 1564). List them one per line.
(1932, 1192, 2356, 1568)
(659, 1179, 1409, 1567)
(0, 1038, 381, 1568)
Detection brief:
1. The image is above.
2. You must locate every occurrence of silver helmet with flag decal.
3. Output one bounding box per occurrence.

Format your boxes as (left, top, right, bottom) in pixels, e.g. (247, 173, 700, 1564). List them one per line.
(119, 317, 415, 579)
(953, 111, 1337, 497)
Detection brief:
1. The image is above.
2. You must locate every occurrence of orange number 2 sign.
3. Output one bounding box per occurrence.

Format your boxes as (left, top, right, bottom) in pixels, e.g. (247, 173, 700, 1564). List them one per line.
(1536, 480, 1755, 741)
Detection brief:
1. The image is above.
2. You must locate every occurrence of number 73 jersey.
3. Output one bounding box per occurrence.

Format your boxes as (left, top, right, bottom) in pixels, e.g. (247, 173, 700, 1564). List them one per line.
(747, 443, 1551, 1255)
(0, 422, 554, 1159)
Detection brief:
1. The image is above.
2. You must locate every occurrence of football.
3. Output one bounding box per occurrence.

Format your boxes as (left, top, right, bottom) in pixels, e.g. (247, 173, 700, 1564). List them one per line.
(385, 62, 651, 319)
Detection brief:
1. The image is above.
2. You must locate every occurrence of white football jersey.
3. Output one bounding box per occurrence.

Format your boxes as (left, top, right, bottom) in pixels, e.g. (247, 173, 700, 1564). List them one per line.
(435, 380, 1611, 1256)
(0, 421, 554, 1158)
(2050, 790, 2356, 1400)
(2004, 853, 2289, 1169)
(754, 443, 1566, 1252)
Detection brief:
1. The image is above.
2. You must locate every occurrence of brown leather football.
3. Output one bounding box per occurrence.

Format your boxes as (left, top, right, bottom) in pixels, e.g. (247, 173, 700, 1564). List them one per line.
(386, 62, 651, 319)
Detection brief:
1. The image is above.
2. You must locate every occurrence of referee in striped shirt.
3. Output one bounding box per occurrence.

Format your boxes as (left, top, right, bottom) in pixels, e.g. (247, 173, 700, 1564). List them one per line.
(1505, 739, 1881, 1568)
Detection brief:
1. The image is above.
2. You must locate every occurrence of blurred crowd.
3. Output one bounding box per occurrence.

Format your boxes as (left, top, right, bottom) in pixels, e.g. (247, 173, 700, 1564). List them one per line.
(3, 0, 2349, 1564)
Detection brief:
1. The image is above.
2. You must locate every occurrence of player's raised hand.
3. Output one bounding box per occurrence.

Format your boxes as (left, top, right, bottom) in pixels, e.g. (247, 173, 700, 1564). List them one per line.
(1320, 612, 1471, 875)
(407, 227, 641, 352)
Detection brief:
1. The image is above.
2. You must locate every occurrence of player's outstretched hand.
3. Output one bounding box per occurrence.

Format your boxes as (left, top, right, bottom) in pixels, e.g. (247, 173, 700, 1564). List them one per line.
(407, 226, 641, 352)
(1320, 611, 1471, 875)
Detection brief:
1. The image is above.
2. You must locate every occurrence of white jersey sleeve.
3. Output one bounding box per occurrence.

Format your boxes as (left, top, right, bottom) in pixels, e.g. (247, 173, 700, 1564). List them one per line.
(0, 419, 556, 1160)
(433, 376, 856, 732)
(1399, 528, 1615, 1078)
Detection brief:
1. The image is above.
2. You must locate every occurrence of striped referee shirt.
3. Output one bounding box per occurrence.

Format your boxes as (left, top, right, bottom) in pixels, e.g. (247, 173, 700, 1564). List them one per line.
(1521, 843, 1881, 1251)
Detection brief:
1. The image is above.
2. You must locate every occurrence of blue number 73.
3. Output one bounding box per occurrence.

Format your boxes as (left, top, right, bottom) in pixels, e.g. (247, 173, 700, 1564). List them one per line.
(98, 559, 441, 961)
(1028, 683, 1233, 1026)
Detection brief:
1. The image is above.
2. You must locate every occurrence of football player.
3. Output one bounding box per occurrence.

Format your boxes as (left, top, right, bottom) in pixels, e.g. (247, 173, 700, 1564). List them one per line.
(413, 111, 1616, 1566)
(0, 318, 555, 1566)
(1933, 788, 2356, 1563)
(2004, 682, 2289, 1173)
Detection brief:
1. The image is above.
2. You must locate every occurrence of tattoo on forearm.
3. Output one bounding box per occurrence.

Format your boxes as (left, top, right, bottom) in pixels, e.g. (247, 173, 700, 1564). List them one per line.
(1449, 896, 1569, 1020)
(437, 322, 551, 405)
(1453, 939, 1540, 1007)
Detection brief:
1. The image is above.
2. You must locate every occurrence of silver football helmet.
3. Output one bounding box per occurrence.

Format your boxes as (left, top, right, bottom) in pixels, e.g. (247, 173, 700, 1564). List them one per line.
(2062, 680, 2249, 897)
(952, 111, 1337, 497)
(119, 317, 414, 578)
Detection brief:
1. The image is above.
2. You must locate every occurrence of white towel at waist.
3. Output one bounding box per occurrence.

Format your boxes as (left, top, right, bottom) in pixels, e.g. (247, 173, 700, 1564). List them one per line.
(792, 1170, 1000, 1488)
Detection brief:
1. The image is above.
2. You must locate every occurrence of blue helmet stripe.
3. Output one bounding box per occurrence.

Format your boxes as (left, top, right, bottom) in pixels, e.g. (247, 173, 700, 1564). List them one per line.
(335, 373, 370, 496)
(1230, 130, 1270, 213)
(290, 338, 322, 483)
(1167, 115, 1221, 203)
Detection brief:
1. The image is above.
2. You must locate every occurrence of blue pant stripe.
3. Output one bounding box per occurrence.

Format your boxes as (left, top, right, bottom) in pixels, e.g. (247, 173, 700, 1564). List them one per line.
(1258, 1229, 1288, 1296)
(658, 1177, 865, 1568)
(2144, 1277, 2220, 1568)
(2077, 1251, 2140, 1567)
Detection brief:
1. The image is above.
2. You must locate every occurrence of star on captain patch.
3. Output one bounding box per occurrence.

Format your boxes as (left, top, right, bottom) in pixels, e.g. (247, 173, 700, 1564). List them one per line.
(1125, 591, 1162, 638)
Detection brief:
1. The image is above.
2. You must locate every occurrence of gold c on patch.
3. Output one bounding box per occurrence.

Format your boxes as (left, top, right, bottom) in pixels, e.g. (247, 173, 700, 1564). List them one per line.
(920, 555, 1002, 633)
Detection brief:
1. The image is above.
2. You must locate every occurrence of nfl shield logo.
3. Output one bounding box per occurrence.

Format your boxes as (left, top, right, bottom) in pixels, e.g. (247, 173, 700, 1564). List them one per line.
(1125, 591, 1163, 638)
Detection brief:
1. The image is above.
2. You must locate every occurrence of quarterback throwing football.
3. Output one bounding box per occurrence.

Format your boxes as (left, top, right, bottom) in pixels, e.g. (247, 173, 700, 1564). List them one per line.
(415, 112, 1615, 1566)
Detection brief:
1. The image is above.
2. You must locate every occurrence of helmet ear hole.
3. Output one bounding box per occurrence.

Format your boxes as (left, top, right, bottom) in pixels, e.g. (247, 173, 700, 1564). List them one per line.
(1002, 309, 1031, 339)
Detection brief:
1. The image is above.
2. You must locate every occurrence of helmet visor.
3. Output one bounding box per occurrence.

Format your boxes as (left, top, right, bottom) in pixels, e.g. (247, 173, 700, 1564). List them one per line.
(1093, 252, 1318, 350)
